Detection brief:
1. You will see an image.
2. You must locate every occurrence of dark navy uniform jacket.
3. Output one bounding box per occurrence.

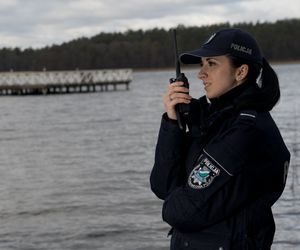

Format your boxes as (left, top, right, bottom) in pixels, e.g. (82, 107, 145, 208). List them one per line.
(150, 83, 290, 250)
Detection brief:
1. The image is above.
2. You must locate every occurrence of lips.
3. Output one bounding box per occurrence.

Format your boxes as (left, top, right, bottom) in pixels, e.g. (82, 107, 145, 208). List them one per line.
(203, 81, 211, 90)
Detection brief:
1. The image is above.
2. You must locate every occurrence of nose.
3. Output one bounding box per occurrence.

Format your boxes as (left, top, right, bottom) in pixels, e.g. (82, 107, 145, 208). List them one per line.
(198, 66, 207, 80)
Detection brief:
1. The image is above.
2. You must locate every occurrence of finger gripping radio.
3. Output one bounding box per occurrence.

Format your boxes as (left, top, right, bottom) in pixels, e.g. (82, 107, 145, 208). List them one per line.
(169, 29, 190, 130)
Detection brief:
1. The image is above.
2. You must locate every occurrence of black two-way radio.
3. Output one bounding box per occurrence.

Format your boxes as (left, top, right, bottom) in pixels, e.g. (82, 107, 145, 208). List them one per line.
(169, 29, 190, 130)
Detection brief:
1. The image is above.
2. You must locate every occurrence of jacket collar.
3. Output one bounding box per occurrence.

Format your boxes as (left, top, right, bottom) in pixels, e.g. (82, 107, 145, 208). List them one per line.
(207, 81, 256, 114)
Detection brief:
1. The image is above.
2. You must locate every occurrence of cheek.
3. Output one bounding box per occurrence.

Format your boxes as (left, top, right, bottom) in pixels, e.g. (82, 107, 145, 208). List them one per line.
(208, 72, 236, 98)
(218, 68, 236, 88)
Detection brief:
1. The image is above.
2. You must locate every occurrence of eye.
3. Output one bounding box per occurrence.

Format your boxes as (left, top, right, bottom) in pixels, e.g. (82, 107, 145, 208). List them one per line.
(208, 60, 216, 66)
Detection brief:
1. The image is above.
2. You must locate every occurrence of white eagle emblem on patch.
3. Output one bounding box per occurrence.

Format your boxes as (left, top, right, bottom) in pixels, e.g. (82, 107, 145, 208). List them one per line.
(188, 155, 220, 189)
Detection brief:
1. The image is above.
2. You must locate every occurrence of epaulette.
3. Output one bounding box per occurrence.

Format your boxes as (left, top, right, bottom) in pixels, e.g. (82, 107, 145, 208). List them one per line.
(238, 110, 257, 124)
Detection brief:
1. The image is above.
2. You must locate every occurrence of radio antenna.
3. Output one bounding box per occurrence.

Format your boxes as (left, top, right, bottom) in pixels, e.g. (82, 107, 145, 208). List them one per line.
(172, 29, 181, 77)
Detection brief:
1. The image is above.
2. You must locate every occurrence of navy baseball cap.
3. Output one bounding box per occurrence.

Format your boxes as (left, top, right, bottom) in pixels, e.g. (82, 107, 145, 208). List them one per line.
(180, 28, 263, 65)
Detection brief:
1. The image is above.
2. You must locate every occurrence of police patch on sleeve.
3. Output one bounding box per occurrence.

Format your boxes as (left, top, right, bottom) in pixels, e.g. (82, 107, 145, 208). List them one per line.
(188, 154, 220, 189)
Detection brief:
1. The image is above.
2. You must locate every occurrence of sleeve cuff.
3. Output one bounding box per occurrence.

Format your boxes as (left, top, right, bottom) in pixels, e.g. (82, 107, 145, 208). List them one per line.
(162, 113, 178, 124)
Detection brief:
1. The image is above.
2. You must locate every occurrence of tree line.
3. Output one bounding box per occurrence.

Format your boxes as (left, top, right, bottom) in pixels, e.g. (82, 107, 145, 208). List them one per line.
(0, 18, 299, 72)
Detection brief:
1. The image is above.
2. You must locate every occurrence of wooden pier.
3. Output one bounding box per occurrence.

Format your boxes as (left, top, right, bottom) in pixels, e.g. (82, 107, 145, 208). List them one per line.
(0, 69, 132, 95)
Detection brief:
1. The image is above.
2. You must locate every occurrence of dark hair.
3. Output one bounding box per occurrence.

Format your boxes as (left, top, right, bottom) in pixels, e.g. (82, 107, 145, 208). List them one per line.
(227, 55, 280, 111)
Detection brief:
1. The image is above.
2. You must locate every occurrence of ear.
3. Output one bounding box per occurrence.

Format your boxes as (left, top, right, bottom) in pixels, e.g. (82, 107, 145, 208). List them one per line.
(235, 64, 249, 84)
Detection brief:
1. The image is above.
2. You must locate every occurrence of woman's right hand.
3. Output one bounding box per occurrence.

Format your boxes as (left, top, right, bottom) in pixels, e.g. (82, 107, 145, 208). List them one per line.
(163, 81, 192, 120)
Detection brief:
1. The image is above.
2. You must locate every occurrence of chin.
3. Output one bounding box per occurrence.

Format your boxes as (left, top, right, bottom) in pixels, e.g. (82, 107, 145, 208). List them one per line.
(206, 92, 218, 99)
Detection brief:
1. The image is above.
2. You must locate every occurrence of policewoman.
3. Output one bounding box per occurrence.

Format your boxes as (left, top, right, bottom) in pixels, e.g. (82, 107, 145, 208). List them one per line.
(150, 28, 290, 249)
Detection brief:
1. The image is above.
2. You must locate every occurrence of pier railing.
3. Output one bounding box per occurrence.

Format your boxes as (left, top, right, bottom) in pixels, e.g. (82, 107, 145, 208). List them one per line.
(0, 69, 132, 95)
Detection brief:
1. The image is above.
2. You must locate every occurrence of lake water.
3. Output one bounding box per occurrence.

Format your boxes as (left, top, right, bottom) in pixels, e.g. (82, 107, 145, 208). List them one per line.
(0, 64, 299, 250)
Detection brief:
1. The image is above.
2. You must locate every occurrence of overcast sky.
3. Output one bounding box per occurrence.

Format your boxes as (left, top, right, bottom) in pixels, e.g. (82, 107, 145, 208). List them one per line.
(0, 0, 299, 49)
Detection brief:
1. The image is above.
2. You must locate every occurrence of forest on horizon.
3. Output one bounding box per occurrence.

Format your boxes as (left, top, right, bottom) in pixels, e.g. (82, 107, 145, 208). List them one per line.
(0, 18, 299, 72)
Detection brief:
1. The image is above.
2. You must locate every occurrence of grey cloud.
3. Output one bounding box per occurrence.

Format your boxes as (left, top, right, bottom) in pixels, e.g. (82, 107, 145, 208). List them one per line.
(0, 0, 298, 48)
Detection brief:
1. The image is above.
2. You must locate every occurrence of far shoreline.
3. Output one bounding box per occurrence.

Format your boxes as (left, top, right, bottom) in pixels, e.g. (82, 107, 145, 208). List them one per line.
(270, 60, 300, 65)
(133, 60, 300, 73)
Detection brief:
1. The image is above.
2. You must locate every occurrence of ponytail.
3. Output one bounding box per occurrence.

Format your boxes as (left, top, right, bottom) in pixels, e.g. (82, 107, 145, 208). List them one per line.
(259, 58, 280, 111)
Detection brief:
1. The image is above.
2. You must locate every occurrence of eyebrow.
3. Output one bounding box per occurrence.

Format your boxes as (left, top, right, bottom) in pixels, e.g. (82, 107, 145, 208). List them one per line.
(200, 57, 219, 64)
